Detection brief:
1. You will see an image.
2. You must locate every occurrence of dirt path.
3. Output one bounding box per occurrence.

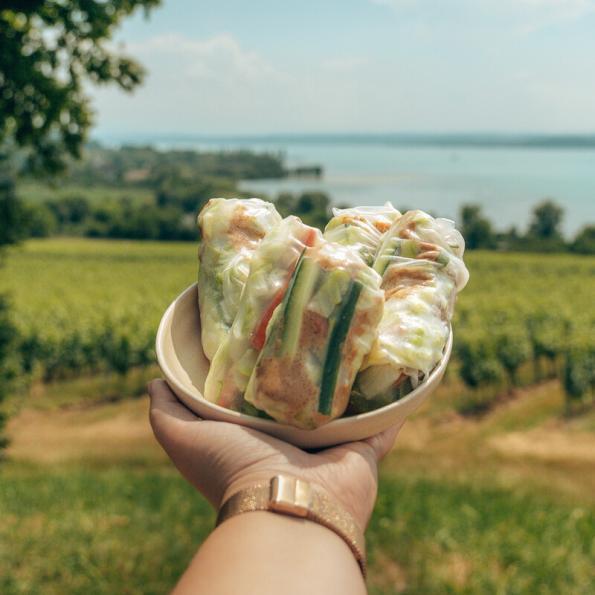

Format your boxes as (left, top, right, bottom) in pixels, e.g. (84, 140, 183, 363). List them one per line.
(7, 397, 165, 465)
(7, 381, 595, 502)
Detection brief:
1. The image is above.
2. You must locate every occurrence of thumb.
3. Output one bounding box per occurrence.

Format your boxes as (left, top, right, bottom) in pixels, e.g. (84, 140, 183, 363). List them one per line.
(148, 379, 208, 451)
(363, 422, 403, 461)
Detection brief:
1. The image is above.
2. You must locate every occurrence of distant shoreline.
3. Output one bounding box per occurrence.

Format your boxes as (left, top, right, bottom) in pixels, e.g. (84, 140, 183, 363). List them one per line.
(94, 132, 595, 151)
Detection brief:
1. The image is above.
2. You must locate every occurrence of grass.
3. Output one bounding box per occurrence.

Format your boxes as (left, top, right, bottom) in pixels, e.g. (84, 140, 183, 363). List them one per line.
(369, 477, 594, 595)
(2, 238, 594, 592)
(0, 465, 213, 595)
(2, 379, 595, 594)
(1, 462, 593, 595)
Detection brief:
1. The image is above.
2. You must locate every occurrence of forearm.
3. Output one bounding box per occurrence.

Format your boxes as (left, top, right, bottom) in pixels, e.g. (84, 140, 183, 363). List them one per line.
(173, 511, 367, 595)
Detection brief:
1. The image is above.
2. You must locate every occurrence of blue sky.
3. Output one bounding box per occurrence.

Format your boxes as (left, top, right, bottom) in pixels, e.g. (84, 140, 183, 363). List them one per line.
(93, 0, 595, 135)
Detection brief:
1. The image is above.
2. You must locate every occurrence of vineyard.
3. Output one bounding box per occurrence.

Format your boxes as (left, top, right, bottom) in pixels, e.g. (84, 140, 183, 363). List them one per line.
(2, 239, 594, 409)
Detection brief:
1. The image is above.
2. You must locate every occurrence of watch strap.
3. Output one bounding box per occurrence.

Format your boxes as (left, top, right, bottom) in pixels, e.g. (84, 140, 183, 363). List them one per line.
(216, 475, 367, 577)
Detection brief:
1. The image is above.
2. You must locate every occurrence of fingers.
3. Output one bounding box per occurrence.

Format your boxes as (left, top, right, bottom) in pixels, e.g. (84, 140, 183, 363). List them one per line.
(363, 422, 403, 461)
(331, 422, 403, 466)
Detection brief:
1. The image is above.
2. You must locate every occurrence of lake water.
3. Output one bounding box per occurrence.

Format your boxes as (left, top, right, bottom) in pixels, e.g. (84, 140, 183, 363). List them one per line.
(146, 136, 595, 236)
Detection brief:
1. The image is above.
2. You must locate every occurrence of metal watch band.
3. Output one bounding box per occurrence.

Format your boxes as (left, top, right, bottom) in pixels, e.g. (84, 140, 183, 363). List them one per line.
(216, 475, 367, 578)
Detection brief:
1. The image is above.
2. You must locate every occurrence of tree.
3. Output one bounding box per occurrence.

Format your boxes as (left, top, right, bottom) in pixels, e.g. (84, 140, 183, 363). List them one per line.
(0, 0, 160, 173)
(274, 191, 332, 230)
(0, 156, 28, 245)
(460, 204, 496, 249)
(528, 200, 564, 240)
(570, 225, 595, 255)
(0, 0, 160, 455)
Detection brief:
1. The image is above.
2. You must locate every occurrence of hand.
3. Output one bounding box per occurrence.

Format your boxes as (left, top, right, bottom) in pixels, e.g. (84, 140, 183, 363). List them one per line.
(148, 379, 401, 531)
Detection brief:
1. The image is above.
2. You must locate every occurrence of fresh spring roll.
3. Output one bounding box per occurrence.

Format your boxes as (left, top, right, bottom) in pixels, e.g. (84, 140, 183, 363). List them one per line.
(197, 198, 281, 360)
(323, 204, 400, 265)
(204, 217, 322, 410)
(351, 210, 469, 411)
(244, 241, 384, 429)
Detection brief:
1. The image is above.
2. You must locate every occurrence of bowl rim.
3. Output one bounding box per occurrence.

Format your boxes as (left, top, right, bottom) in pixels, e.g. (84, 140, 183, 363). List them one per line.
(156, 282, 452, 432)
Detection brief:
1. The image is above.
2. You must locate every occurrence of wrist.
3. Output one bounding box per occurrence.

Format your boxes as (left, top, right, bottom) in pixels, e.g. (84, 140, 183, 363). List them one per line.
(217, 474, 367, 577)
(221, 473, 372, 533)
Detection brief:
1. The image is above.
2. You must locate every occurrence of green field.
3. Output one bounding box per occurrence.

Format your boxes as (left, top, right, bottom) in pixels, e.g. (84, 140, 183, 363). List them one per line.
(2, 239, 595, 593)
(2, 239, 593, 407)
(2, 376, 594, 594)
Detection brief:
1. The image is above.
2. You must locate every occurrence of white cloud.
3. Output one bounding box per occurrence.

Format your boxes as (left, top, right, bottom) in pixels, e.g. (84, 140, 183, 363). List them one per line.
(91, 25, 595, 136)
(127, 33, 286, 84)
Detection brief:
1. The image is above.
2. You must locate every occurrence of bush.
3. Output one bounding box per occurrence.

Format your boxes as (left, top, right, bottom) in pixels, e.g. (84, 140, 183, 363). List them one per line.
(0, 297, 17, 452)
(563, 333, 594, 408)
(570, 225, 595, 255)
(274, 191, 331, 230)
(495, 325, 532, 388)
(456, 330, 505, 390)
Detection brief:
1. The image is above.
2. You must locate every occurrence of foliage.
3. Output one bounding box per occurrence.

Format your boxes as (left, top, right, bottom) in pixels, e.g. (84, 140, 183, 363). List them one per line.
(16, 145, 296, 240)
(2, 242, 594, 412)
(454, 251, 594, 410)
(0, 156, 28, 455)
(0, 0, 160, 173)
(456, 330, 504, 389)
(570, 225, 595, 255)
(1, 239, 195, 381)
(460, 201, 590, 254)
(494, 325, 533, 388)
(20, 179, 335, 240)
(0, 158, 28, 245)
(63, 144, 287, 186)
(528, 199, 564, 240)
(0, 297, 17, 453)
(563, 333, 594, 408)
(460, 204, 497, 249)
(274, 191, 332, 229)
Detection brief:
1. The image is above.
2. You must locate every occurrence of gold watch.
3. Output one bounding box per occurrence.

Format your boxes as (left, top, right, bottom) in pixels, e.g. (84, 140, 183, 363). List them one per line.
(216, 475, 367, 577)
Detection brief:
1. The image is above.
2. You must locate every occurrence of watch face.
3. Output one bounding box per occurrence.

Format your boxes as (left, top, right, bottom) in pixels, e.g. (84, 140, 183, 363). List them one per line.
(269, 476, 312, 517)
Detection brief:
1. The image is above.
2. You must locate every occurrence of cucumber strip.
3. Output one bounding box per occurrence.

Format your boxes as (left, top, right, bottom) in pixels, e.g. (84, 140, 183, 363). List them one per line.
(279, 249, 306, 312)
(318, 281, 363, 415)
(281, 257, 319, 359)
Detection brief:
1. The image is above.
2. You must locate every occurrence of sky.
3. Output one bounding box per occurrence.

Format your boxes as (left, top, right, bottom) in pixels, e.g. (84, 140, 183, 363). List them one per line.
(92, 0, 595, 136)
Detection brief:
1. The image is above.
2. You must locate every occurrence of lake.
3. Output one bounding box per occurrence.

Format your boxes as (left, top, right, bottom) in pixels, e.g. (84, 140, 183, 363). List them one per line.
(110, 134, 595, 236)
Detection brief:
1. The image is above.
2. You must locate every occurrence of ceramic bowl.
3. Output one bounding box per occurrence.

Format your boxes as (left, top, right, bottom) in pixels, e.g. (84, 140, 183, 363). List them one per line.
(156, 283, 452, 448)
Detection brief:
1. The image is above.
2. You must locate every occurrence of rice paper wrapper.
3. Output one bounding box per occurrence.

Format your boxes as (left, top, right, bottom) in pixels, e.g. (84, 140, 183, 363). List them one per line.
(197, 198, 281, 360)
(352, 210, 469, 407)
(204, 216, 322, 410)
(324, 203, 400, 265)
(374, 210, 469, 291)
(245, 241, 384, 429)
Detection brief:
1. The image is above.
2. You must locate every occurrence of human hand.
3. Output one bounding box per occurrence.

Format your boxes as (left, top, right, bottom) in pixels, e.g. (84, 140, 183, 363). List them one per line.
(148, 379, 401, 531)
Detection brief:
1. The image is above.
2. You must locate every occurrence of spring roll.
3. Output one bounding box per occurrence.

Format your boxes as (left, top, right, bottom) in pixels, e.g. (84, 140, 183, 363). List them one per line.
(204, 217, 321, 410)
(197, 198, 281, 360)
(351, 210, 468, 411)
(244, 241, 384, 429)
(323, 204, 400, 265)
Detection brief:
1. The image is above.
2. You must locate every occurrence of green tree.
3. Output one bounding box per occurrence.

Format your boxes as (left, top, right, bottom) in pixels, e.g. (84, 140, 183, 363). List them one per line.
(0, 157, 28, 245)
(0, 0, 160, 173)
(460, 204, 496, 249)
(528, 200, 564, 240)
(570, 225, 595, 255)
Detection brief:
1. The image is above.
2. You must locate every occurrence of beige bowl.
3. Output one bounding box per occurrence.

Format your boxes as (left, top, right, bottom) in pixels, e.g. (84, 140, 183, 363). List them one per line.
(156, 283, 452, 448)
